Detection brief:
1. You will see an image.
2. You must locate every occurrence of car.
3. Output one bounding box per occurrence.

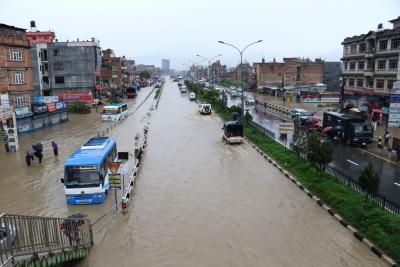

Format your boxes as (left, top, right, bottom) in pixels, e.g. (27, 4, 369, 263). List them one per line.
(189, 92, 196, 100)
(236, 87, 243, 93)
(180, 85, 187, 93)
(0, 223, 16, 249)
(304, 116, 322, 131)
(198, 103, 212, 115)
(246, 97, 255, 105)
(230, 86, 236, 90)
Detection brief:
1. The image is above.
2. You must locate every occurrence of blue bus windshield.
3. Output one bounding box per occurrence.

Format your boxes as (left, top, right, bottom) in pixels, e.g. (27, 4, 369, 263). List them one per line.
(66, 170, 99, 188)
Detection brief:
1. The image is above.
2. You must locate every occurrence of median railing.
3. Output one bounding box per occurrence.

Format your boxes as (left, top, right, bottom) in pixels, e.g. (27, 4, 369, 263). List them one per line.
(248, 119, 400, 216)
(0, 213, 93, 266)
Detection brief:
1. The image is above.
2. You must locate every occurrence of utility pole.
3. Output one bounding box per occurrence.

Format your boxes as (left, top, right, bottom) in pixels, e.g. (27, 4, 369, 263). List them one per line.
(218, 40, 263, 117)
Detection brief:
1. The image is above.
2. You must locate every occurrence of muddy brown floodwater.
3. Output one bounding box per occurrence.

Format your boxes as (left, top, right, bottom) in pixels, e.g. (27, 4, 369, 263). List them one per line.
(72, 80, 385, 267)
(0, 86, 156, 220)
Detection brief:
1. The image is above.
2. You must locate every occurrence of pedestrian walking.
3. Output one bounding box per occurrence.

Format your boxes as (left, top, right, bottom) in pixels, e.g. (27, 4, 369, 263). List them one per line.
(25, 151, 32, 166)
(52, 141, 59, 157)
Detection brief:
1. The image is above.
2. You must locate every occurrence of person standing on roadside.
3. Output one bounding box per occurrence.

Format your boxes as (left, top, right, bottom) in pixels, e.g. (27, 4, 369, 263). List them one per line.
(51, 141, 59, 157)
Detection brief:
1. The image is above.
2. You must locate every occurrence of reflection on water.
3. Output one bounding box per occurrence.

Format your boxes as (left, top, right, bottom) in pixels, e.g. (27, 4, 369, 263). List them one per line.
(0, 87, 155, 220)
(77, 81, 385, 267)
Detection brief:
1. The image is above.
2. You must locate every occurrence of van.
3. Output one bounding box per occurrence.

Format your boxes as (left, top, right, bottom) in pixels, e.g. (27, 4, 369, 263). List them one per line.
(198, 103, 211, 115)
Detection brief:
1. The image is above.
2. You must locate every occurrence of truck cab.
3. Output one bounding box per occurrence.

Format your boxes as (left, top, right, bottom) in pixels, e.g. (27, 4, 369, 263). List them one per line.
(222, 121, 243, 144)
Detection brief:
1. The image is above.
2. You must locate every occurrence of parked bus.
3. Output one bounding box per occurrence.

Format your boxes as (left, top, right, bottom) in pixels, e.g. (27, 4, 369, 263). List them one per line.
(322, 111, 373, 146)
(126, 86, 137, 98)
(61, 137, 117, 204)
(101, 102, 128, 122)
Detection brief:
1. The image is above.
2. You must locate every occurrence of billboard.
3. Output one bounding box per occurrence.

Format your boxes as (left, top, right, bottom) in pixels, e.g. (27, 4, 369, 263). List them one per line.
(388, 82, 400, 127)
(58, 92, 94, 104)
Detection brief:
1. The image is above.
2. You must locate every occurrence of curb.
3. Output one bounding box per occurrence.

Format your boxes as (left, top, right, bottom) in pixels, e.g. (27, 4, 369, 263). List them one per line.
(243, 136, 398, 267)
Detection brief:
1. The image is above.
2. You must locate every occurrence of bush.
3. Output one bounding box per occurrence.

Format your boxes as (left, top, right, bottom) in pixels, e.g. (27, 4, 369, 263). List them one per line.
(68, 102, 90, 114)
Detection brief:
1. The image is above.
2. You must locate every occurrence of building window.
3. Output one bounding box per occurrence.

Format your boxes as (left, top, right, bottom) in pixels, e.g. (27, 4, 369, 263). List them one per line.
(349, 78, 355, 87)
(10, 49, 22, 61)
(44, 36, 49, 40)
(345, 46, 349, 55)
(296, 66, 301, 81)
(12, 72, 24, 84)
(359, 43, 366, 53)
(32, 36, 37, 40)
(55, 76, 64, 84)
(388, 80, 394, 89)
(357, 79, 364, 87)
(350, 45, 357, 54)
(376, 79, 384, 89)
(54, 49, 62, 56)
(349, 62, 355, 70)
(391, 38, 400, 49)
(389, 59, 398, 70)
(344, 62, 348, 70)
(357, 61, 364, 70)
(377, 60, 386, 70)
(15, 31, 23, 40)
(343, 78, 347, 86)
(379, 40, 388, 50)
(54, 62, 64, 70)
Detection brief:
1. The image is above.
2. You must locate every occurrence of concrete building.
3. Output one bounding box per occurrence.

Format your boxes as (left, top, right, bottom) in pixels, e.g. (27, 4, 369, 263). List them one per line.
(161, 59, 170, 75)
(122, 57, 135, 85)
(47, 39, 102, 96)
(341, 17, 400, 108)
(210, 60, 226, 82)
(323, 62, 341, 91)
(30, 42, 50, 96)
(0, 23, 33, 109)
(26, 21, 55, 45)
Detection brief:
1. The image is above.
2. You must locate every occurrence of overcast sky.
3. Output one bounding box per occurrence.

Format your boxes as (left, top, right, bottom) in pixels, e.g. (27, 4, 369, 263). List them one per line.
(1, 0, 399, 70)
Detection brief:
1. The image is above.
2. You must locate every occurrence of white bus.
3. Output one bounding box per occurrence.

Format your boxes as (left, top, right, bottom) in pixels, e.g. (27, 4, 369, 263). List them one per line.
(102, 102, 128, 122)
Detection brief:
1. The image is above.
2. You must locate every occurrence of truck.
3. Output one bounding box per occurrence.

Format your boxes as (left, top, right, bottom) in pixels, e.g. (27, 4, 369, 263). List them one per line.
(322, 111, 373, 146)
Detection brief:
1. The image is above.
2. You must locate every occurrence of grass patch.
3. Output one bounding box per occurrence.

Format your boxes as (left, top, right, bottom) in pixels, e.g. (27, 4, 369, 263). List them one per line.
(186, 82, 400, 263)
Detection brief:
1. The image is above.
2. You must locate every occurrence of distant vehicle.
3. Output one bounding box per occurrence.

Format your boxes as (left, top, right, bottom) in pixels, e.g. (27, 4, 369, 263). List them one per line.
(139, 79, 147, 87)
(230, 86, 236, 90)
(222, 121, 243, 144)
(322, 111, 373, 146)
(126, 86, 137, 98)
(246, 97, 255, 105)
(180, 85, 187, 93)
(291, 108, 315, 121)
(189, 92, 196, 100)
(304, 116, 322, 131)
(0, 222, 16, 249)
(198, 103, 211, 115)
(236, 87, 243, 93)
(61, 137, 117, 204)
(101, 102, 128, 122)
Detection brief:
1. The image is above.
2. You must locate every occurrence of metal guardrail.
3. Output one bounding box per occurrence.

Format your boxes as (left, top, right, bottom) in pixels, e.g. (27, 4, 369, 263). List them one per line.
(248, 119, 400, 216)
(0, 213, 92, 266)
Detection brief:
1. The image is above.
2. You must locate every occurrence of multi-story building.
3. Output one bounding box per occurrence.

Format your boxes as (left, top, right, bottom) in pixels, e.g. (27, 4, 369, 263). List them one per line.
(161, 59, 170, 75)
(210, 60, 226, 82)
(254, 57, 327, 99)
(323, 62, 341, 91)
(341, 17, 400, 107)
(0, 23, 33, 109)
(26, 21, 55, 45)
(47, 39, 102, 96)
(121, 57, 135, 85)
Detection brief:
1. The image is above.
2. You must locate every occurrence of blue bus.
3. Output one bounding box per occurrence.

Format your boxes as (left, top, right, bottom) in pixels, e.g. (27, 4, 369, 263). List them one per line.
(61, 137, 117, 204)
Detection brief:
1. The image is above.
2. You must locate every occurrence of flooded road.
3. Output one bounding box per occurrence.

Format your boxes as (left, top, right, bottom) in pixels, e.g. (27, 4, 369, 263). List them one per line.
(77, 80, 385, 267)
(0, 86, 156, 219)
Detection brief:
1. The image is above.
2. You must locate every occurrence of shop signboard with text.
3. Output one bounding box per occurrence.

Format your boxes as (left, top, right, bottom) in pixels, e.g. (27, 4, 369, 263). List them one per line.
(388, 81, 400, 127)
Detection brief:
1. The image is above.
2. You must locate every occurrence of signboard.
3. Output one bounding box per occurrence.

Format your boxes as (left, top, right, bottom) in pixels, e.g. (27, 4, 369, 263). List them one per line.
(33, 96, 59, 104)
(47, 102, 56, 112)
(58, 92, 94, 104)
(109, 174, 121, 190)
(55, 101, 67, 110)
(279, 122, 294, 134)
(0, 107, 13, 122)
(32, 103, 48, 114)
(389, 81, 400, 127)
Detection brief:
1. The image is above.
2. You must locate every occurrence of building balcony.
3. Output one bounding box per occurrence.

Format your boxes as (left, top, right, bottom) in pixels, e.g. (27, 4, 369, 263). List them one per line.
(375, 69, 398, 75)
(375, 49, 399, 56)
(342, 69, 364, 75)
(342, 53, 365, 59)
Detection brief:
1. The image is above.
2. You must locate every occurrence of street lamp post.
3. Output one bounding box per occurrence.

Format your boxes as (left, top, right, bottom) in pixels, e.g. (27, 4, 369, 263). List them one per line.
(218, 40, 263, 117)
(196, 54, 222, 87)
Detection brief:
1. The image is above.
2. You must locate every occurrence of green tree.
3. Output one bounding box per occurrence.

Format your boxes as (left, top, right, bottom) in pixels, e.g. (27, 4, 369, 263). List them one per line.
(317, 141, 333, 171)
(139, 70, 151, 79)
(291, 130, 306, 159)
(306, 132, 321, 166)
(359, 163, 380, 201)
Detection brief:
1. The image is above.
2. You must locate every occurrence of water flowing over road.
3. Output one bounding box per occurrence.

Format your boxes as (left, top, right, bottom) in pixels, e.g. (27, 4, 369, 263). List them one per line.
(75, 81, 385, 267)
